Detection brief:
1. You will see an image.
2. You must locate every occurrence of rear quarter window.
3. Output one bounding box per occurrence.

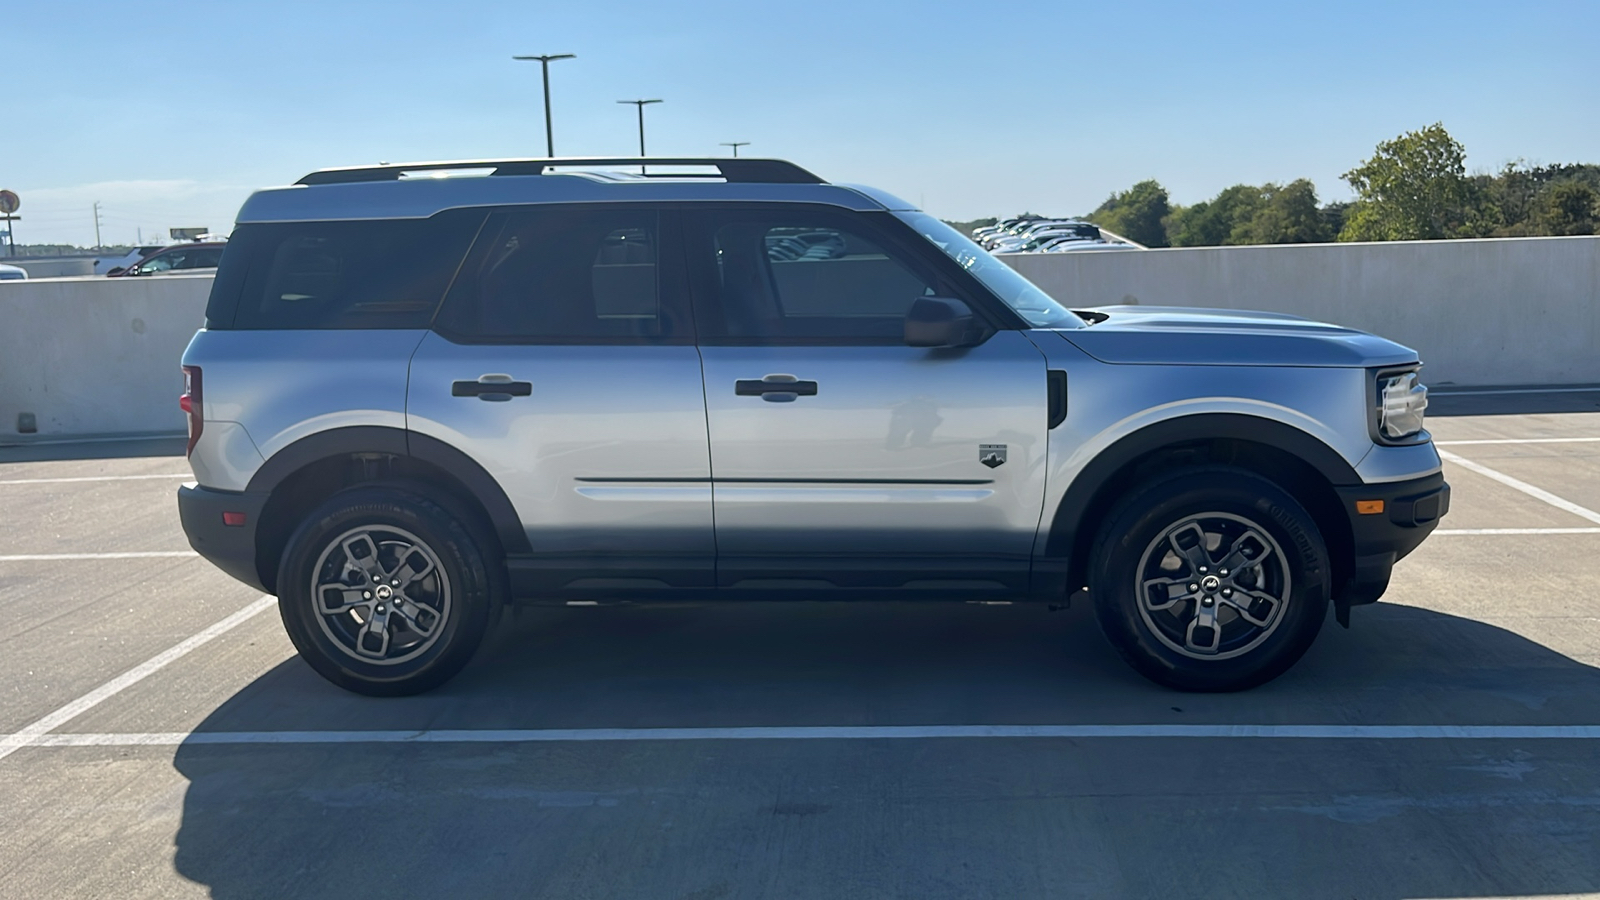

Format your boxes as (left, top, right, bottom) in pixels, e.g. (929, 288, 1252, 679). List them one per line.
(205, 210, 483, 329)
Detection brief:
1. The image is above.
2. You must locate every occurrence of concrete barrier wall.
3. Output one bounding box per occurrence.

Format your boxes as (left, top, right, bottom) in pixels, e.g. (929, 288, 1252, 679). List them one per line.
(0, 274, 211, 441)
(1, 236, 1596, 441)
(4, 258, 101, 278)
(1001, 234, 1600, 387)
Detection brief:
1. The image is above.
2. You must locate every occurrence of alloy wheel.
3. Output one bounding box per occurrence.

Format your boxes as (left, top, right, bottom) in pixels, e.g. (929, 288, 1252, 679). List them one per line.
(309, 525, 452, 666)
(1134, 512, 1291, 661)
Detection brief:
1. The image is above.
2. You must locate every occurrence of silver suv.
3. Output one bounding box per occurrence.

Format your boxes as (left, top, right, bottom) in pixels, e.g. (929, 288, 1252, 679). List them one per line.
(178, 157, 1448, 696)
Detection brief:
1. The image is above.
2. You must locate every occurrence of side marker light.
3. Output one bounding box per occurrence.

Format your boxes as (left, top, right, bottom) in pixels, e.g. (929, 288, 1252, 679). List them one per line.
(1356, 500, 1385, 515)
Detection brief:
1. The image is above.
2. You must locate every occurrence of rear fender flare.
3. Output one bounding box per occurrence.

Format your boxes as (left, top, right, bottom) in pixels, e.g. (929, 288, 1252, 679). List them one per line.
(246, 425, 530, 556)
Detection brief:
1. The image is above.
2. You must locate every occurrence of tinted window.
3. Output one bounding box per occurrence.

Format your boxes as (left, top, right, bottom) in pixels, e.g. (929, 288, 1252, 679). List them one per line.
(437, 206, 687, 343)
(209, 210, 482, 329)
(136, 250, 183, 273)
(691, 210, 940, 342)
(179, 247, 224, 269)
(141, 246, 223, 273)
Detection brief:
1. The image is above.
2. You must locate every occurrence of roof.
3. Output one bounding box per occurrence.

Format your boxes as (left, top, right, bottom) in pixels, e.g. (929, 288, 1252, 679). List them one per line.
(235, 157, 913, 224)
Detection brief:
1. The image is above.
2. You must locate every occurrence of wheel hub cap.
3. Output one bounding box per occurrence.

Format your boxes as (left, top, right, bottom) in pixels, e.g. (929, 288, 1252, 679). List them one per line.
(1134, 511, 1292, 661)
(310, 525, 451, 666)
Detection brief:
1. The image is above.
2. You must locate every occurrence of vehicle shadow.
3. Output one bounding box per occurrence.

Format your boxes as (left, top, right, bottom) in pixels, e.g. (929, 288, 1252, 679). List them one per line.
(171, 601, 1600, 899)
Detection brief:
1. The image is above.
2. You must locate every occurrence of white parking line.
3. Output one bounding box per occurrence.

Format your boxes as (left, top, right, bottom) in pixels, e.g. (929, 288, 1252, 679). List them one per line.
(0, 551, 198, 562)
(0, 596, 275, 762)
(5, 724, 1600, 749)
(1436, 528, 1600, 536)
(1438, 449, 1600, 526)
(0, 473, 191, 485)
(1436, 438, 1600, 446)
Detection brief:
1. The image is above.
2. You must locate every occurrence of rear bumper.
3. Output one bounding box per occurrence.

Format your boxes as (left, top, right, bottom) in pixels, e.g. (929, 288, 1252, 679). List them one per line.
(1332, 471, 1450, 617)
(177, 483, 270, 592)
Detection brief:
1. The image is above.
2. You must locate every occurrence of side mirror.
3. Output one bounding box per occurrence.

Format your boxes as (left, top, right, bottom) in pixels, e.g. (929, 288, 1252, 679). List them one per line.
(905, 296, 984, 348)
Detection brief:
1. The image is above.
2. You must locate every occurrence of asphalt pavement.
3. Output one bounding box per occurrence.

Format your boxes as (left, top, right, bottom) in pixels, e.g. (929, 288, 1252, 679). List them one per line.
(1, 401, 1598, 899)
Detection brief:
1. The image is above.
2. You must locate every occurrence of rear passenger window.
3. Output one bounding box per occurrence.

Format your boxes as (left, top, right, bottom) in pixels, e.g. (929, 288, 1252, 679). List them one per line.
(436, 206, 689, 343)
(213, 210, 482, 329)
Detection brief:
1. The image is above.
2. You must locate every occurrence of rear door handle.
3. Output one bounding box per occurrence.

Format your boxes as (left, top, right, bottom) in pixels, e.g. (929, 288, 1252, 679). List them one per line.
(453, 376, 532, 401)
(735, 374, 818, 403)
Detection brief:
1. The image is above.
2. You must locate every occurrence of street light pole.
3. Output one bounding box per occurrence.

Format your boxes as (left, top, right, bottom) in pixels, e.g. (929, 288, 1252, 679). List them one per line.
(720, 142, 750, 157)
(617, 99, 663, 172)
(513, 53, 576, 156)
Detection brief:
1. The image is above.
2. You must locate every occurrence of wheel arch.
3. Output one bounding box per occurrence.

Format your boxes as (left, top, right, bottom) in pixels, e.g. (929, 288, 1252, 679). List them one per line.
(247, 426, 529, 593)
(1047, 414, 1358, 598)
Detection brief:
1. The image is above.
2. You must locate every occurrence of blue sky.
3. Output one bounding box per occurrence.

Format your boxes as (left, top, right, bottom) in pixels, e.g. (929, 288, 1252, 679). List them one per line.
(5, 0, 1597, 245)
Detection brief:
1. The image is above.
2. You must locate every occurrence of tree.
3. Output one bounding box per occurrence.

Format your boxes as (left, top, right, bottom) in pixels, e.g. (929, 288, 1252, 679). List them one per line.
(1166, 184, 1265, 246)
(943, 217, 997, 237)
(1480, 163, 1600, 236)
(1087, 180, 1171, 247)
(1339, 123, 1477, 241)
(1233, 180, 1334, 244)
(1164, 181, 1334, 246)
(1534, 182, 1599, 235)
(1318, 201, 1353, 239)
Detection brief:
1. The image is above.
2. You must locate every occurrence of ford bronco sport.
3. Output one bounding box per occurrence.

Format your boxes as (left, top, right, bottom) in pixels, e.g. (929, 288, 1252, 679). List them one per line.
(178, 157, 1448, 695)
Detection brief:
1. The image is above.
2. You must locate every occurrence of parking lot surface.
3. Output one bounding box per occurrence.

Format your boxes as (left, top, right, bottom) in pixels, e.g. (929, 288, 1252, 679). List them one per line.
(2, 401, 1599, 899)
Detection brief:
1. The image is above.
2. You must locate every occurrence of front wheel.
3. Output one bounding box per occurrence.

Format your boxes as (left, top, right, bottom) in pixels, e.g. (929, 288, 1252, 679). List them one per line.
(276, 486, 498, 696)
(1090, 467, 1331, 692)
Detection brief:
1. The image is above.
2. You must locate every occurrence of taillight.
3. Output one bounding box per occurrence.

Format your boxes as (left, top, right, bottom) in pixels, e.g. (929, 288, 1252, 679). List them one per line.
(181, 365, 203, 456)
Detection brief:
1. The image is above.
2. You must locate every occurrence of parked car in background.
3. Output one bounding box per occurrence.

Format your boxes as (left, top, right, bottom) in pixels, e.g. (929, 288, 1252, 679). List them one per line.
(0, 263, 27, 281)
(97, 245, 169, 275)
(977, 218, 1057, 247)
(971, 216, 1039, 241)
(1044, 240, 1141, 252)
(988, 223, 1102, 253)
(983, 220, 1093, 251)
(107, 241, 227, 277)
(1034, 236, 1096, 252)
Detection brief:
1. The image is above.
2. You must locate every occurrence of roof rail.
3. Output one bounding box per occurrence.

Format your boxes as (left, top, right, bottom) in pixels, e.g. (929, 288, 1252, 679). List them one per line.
(295, 158, 825, 187)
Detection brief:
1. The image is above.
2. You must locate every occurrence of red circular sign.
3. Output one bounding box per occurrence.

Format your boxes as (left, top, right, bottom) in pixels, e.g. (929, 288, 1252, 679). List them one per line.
(0, 190, 18, 215)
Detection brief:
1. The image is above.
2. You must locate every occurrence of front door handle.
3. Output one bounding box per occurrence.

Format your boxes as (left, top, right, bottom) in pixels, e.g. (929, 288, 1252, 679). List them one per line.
(453, 376, 532, 401)
(735, 374, 819, 403)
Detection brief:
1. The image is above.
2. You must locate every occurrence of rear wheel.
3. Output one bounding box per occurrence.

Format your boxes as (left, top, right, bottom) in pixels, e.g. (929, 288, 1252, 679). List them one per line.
(1090, 467, 1330, 691)
(276, 486, 498, 696)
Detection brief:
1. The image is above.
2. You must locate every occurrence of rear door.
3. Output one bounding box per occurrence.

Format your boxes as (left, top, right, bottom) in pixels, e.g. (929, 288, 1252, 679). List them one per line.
(684, 205, 1050, 596)
(407, 205, 713, 595)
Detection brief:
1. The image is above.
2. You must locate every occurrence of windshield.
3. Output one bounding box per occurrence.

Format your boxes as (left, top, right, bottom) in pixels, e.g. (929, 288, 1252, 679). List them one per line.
(894, 212, 1083, 328)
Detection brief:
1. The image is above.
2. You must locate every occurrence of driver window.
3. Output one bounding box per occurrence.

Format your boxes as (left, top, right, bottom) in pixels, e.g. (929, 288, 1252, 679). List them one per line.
(177, 248, 222, 269)
(138, 253, 179, 273)
(699, 214, 938, 342)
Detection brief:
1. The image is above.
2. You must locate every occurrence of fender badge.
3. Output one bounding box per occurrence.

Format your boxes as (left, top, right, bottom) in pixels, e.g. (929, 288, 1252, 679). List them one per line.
(979, 444, 1007, 468)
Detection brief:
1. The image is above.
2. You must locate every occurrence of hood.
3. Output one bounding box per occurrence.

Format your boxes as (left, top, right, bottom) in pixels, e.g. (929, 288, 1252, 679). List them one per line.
(1058, 306, 1418, 368)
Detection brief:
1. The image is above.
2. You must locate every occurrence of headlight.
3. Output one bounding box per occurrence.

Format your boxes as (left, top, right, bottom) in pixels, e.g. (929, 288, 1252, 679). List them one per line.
(1376, 369, 1428, 442)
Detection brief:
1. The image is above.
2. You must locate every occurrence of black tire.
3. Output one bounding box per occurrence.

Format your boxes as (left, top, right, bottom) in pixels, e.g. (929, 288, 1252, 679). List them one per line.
(1089, 466, 1330, 692)
(276, 485, 499, 696)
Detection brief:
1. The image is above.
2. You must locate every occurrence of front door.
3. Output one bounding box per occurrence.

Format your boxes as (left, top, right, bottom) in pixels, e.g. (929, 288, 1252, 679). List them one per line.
(407, 205, 713, 594)
(684, 205, 1050, 596)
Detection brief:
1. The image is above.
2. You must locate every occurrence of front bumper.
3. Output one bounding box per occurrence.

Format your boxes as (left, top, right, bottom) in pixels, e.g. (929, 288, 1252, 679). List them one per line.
(1331, 470, 1450, 622)
(177, 483, 271, 592)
